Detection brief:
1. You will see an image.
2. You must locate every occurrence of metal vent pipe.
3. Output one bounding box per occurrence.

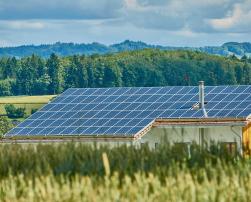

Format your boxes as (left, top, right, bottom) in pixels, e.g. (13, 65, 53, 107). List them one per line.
(199, 81, 208, 117)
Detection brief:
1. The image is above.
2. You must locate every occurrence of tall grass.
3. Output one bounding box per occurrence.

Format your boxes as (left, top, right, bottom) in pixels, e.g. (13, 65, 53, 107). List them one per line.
(0, 143, 244, 178)
(0, 143, 250, 201)
(0, 170, 250, 202)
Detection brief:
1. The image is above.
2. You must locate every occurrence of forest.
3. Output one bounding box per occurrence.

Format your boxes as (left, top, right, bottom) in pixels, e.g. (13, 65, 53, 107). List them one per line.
(1, 40, 251, 58)
(0, 49, 251, 96)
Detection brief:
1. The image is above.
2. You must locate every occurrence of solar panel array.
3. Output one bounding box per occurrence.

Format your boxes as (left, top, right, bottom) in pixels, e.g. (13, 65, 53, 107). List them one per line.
(5, 85, 251, 138)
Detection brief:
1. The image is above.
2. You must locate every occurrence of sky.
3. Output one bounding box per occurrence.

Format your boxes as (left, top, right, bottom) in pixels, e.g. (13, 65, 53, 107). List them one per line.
(0, 0, 251, 47)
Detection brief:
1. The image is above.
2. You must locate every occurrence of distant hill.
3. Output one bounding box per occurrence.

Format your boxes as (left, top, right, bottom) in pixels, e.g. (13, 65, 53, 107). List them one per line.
(0, 40, 251, 58)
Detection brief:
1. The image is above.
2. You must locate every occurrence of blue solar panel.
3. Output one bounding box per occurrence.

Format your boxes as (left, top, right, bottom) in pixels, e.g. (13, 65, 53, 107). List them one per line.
(5, 85, 251, 138)
(220, 86, 236, 93)
(181, 110, 197, 118)
(238, 109, 251, 117)
(243, 86, 251, 93)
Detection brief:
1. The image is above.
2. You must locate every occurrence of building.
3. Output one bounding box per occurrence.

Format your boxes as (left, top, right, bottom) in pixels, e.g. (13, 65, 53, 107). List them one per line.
(4, 82, 251, 154)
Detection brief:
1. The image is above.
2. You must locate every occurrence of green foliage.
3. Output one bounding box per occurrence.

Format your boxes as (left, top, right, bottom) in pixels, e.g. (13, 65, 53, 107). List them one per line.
(0, 116, 12, 136)
(0, 143, 242, 178)
(4, 57, 17, 78)
(4, 104, 26, 119)
(31, 108, 38, 114)
(47, 53, 63, 94)
(0, 79, 14, 96)
(0, 50, 251, 96)
(64, 55, 88, 88)
(0, 143, 249, 201)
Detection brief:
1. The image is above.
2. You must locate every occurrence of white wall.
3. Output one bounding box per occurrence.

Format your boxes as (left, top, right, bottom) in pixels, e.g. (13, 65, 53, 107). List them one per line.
(141, 125, 243, 151)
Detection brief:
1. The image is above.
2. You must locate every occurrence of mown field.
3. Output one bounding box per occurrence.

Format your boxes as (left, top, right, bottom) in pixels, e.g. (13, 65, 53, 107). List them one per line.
(0, 143, 250, 201)
(0, 95, 55, 116)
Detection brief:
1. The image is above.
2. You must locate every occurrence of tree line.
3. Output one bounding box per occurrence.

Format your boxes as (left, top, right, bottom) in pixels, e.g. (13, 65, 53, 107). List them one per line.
(0, 49, 251, 96)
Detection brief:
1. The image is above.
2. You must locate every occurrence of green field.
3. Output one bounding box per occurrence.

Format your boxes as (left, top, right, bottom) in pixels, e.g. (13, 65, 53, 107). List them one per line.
(0, 143, 249, 201)
(0, 95, 55, 116)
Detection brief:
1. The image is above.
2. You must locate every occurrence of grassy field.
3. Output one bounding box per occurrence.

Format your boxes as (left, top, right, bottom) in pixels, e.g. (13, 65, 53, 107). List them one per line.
(0, 143, 249, 201)
(0, 95, 55, 116)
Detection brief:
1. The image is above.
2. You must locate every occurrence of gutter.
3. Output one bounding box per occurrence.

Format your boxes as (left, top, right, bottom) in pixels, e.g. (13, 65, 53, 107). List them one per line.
(2, 136, 135, 143)
(154, 118, 248, 127)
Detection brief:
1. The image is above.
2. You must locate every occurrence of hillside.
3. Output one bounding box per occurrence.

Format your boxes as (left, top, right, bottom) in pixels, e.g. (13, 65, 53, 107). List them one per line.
(0, 49, 251, 96)
(0, 40, 251, 58)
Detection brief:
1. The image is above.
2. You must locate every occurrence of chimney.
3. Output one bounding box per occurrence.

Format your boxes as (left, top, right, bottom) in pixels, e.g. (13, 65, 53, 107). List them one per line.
(199, 81, 208, 117)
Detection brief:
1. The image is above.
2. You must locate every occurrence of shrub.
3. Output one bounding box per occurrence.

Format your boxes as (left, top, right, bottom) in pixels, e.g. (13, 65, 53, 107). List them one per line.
(4, 104, 26, 119)
(31, 108, 38, 114)
(0, 116, 12, 137)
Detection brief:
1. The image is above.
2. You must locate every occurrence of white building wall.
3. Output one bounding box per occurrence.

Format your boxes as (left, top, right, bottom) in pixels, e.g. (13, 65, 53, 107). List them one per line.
(141, 125, 243, 151)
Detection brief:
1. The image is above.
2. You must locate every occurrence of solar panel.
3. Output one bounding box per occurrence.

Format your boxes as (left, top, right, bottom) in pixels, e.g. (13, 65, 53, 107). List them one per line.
(5, 85, 251, 138)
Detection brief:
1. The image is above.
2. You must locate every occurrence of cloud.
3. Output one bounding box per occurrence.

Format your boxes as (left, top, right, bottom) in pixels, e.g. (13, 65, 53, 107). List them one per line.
(0, 0, 250, 47)
(208, 1, 251, 33)
(0, 0, 123, 20)
(0, 39, 11, 47)
(0, 20, 45, 30)
(122, 0, 244, 33)
(0, 0, 249, 34)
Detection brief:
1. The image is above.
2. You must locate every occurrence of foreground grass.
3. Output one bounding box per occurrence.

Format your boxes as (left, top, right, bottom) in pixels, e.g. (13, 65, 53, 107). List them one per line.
(0, 143, 250, 201)
(2, 170, 251, 202)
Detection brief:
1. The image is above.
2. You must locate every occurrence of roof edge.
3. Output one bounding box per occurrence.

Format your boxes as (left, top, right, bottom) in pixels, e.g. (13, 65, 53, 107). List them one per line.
(154, 118, 248, 127)
(133, 120, 155, 140)
(2, 136, 135, 143)
(156, 117, 247, 122)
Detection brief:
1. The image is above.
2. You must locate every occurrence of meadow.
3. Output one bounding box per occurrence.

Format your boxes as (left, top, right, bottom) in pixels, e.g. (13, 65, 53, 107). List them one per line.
(0, 95, 54, 116)
(0, 143, 250, 201)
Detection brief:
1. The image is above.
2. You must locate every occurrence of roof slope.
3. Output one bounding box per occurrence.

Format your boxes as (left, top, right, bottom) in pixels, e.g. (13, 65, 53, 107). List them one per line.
(5, 85, 251, 138)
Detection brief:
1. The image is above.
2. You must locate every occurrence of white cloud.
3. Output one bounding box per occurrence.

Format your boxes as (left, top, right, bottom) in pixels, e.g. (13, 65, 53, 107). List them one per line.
(0, 20, 45, 30)
(0, 39, 11, 47)
(208, 1, 251, 33)
(124, 0, 140, 9)
(122, 0, 243, 33)
(0, 0, 250, 47)
(0, 0, 249, 34)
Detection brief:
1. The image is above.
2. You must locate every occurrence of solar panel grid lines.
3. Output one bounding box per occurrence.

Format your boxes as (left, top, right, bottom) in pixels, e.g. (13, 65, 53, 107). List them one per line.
(96, 87, 160, 136)
(206, 86, 230, 118)
(9, 88, 190, 136)
(236, 102, 251, 118)
(213, 86, 250, 118)
(7, 86, 228, 133)
(5, 85, 251, 138)
(205, 86, 241, 117)
(68, 89, 123, 127)
(243, 86, 251, 94)
(72, 87, 149, 136)
(32, 111, 71, 135)
(173, 87, 206, 118)
(224, 96, 248, 118)
(11, 88, 87, 137)
(73, 89, 150, 136)
(157, 86, 186, 118)
(159, 86, 201, 119)
(58, 87, 125, 136)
